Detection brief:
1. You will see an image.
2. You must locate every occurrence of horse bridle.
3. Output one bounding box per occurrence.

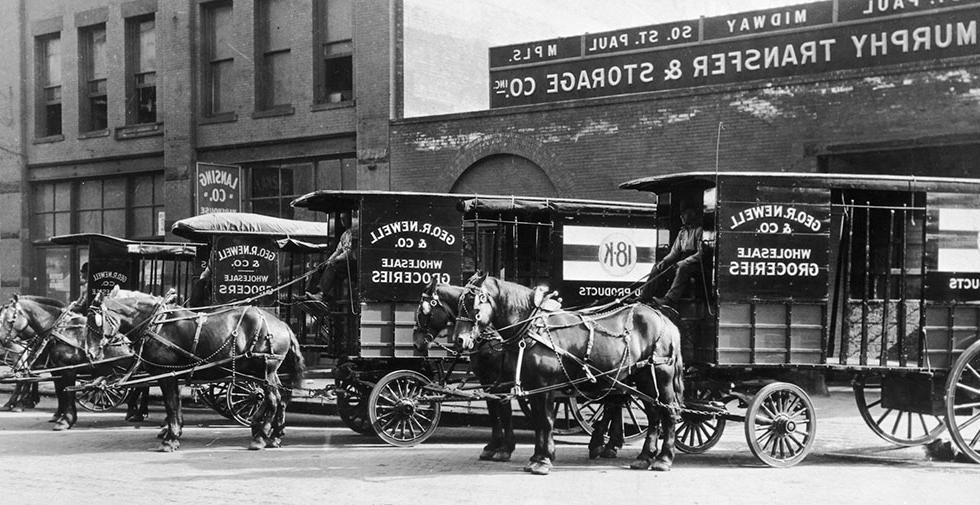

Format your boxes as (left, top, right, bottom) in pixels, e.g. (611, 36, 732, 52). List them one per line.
(414, 291, 457, 344)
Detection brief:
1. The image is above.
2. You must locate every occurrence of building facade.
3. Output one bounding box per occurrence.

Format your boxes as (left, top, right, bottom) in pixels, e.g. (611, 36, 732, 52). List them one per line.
(0, 0, 400, 301)
(389, 2, 980, 201)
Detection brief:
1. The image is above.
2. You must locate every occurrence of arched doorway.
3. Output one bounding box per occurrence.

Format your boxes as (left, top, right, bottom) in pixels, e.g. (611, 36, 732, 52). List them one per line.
(450, 154, 558, 197)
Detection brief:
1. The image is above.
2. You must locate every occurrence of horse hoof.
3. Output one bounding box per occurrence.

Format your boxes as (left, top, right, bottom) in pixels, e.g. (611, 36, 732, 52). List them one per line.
(599, 446, 619, 459)
(529, 460, 552, 475)
(10, 406, 23, 413)
(629, 458, 652, 470)
(52, 421, 71, 431)
(588, 447, 601, 460)
(490, 450, 512, 462)
(157, 442, 177, 453)
(126, 415, 145, 422)
(265, 438, 282, 449)
(650, 460, 672, 472)
(248, 439, 265, 451)
(478, 449, 495, 461)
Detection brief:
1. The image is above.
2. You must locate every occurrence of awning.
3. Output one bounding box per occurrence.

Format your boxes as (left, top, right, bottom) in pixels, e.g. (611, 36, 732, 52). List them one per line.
(172, 212, 331, 242)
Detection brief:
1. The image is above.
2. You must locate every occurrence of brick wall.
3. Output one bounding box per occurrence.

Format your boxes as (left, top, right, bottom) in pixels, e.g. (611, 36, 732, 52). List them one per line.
(391, 59, 980, 202)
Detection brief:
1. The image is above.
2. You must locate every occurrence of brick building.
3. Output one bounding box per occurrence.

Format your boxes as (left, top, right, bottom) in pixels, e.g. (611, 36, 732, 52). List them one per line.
(0, 0, 398, 300)
(389, 2, 980, 202)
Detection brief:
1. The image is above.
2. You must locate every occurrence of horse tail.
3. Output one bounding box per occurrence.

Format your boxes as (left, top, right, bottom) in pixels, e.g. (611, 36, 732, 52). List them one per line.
(285, 328, 306, 389)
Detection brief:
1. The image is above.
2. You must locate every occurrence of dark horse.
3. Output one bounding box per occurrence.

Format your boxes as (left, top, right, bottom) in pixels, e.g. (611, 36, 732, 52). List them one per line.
(0, 295, 134, 430)
(452, 272, 684, 475)
(413, 281, 516, 461)
(90, 286, 305, 451)
(0, 297, 56, 412)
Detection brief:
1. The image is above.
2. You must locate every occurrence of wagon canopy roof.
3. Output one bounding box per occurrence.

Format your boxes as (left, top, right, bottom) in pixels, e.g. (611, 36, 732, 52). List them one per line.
(171, 212, 331, 242)
(49, 233, 202, 259)
(292, 190, 657, 216)
(458, 196, 657, 217)
(620, 171, 980, 193)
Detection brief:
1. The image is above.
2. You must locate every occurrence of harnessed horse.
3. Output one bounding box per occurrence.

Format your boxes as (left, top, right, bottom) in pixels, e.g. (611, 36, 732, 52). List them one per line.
(90, 286, 305, 452)
(413, 281, 516, 461)
(0, 295, 133, 430)
(451, 272, 685, 475)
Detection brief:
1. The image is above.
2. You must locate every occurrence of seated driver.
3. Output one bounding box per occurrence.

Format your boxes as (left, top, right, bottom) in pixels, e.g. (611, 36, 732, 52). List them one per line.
(642, 203, 703, 307)
(305, 211, 358, 303)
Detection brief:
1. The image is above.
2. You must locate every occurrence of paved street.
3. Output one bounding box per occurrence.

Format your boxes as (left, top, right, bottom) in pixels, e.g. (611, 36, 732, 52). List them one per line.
(0, 388, 976, 505)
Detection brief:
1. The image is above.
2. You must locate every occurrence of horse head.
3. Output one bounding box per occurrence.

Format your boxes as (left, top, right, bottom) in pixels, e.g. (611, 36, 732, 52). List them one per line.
(413, 279, 463, 352)
(452, 271, 498, 351)
(0, 296, 31, 346)
(89, 286, 167, 342)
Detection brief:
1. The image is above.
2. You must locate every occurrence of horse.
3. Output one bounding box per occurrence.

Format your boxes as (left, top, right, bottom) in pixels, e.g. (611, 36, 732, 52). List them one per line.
(90, 286, 305, 452)
(0, 295, 134, 430)
(413, 281, 516, 461)
(1, 302, 42, 412)
(413, 280, 631, 461)
(451, 272, 685, 475)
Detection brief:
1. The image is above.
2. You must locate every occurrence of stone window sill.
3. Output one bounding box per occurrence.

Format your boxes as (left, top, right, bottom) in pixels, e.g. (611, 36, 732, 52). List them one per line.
(199, 112, 238, 125)
(115, 123, 164, 140)
(32, 134, 64, 144)
(252, 105, 295, 119)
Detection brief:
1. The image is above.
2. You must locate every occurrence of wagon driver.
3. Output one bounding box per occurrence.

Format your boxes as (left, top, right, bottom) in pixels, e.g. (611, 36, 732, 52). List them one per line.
(305, 210, 358, 303)
(642, 201, 703, 308)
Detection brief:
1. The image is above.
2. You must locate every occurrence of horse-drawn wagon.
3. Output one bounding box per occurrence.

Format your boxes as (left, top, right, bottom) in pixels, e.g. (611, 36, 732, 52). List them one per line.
(289, 190, 661, 448)
(616, 171, 980, 465)
(1, 233, 202, 425)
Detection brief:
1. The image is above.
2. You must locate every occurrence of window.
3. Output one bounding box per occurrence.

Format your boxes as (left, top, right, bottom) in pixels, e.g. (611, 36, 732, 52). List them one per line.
(79, 24, 108, 132)
(248, 158, 355, 218)
(36, 33, 62, 137)
(126, 15, 157, 124)
(32, 173, 165, 242)
(202, 1, 235, 116)
(256, 0, 300, 110)
(314, 0, 353, 104)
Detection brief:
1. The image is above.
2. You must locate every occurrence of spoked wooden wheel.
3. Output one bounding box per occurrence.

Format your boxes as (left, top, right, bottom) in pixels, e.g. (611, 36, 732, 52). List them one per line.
(518, 396, 585, 435)
(368, 370, 441, 447)
(744, 382, 816, 468)
(76, 367, 130, 412)
(225, 380, 265, 426)
(572, 394, 648, 443)
(944, 340, 980, 463)
(76, 383, 128, 412)
(854, 374, 945, 446)
(676, 387, 728, 454)
(337, 379, 374, 435)
(196, 383, 234, 419)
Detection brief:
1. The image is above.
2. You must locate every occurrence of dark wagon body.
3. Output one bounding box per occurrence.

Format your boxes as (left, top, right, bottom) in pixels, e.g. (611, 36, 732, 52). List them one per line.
(621, 171, 980, 464)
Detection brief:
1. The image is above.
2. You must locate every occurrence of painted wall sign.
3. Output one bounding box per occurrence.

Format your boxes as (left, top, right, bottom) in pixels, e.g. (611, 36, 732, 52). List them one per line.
(489, 37, 582, 67)
(925, 202, 980, 300)
(359, 196, 462, 302)
(212, 235, 278, 304)
(490, 3, 980, 107)
(583, 20, 699, 56)
(559, 223, 657, 306)
(196, 162, 242, 215)
(838, 0, 980, 22)
(702, 1, 834, 40)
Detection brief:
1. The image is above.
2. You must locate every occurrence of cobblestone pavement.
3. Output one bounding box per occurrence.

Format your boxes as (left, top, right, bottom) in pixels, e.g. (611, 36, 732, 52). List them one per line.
(0, 390, 976, 505)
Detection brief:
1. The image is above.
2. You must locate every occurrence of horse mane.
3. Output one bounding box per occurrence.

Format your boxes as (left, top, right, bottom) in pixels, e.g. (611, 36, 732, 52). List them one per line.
(483, 276, 536, 325)
(19, 295, 66, 308)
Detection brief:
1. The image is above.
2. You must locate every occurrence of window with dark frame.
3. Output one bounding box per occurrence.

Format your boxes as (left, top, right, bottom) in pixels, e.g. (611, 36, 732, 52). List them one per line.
(256, 0, 298, 111)
(314, 0, 353, 105)
(126, 15, 157, 124)
(36, 33, 62, 137)
(79, 24, 108, 133)
(248, 158, 355, 219)
(201, 1, 235, 116)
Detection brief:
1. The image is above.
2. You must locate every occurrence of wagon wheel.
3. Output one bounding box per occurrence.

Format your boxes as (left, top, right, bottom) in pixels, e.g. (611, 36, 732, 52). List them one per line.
(572, 394, 648, 443)
(517, 396, 585, 435)
(853, 374, 945, 446)
(76, 366, 129, 412)
(676, 387, 728, 454)
(368, 370, 441, 447)
(337, 379, 374, 435)
(225, 380, 265, 426)
(196, 383, 234, 420)
(744, 382, 816, 468)
(943, 340, 980, 464)
(75, 383, 128, 412)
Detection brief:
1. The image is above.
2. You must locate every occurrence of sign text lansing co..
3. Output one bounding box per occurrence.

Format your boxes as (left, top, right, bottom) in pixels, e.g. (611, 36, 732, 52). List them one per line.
(489, 0, 980, 107)
(196, 162, 242, 215)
